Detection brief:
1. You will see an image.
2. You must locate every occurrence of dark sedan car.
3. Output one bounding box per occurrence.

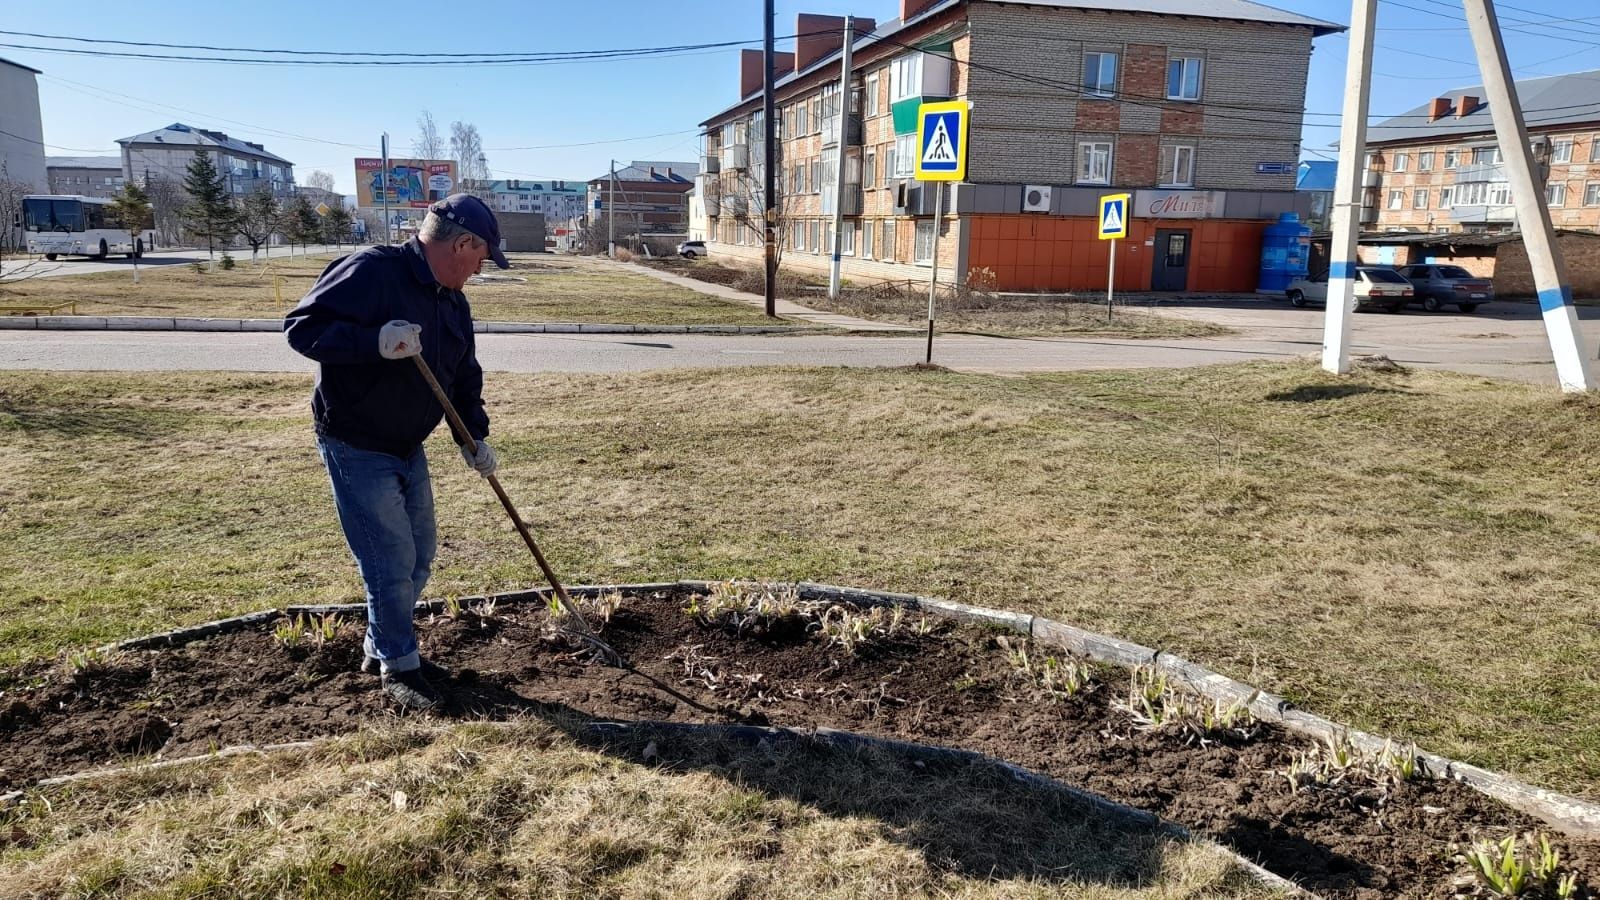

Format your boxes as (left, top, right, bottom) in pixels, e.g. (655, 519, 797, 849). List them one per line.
(1395, 264, 1494, 313)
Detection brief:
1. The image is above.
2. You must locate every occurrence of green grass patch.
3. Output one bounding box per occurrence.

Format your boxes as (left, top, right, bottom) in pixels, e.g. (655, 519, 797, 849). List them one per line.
(0, 253, 780, 326)
(1, 362, 1598, 796)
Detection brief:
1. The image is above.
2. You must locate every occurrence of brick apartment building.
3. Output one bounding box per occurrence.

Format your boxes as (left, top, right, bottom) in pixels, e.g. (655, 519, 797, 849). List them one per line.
(586, 161, 698, 240)
(1363, 70, 1600, 236)
(693, 0, 1339, 293)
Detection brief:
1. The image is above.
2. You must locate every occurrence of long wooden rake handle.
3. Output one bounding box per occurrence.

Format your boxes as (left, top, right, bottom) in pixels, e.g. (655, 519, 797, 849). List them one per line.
(410, 354, 619, 664)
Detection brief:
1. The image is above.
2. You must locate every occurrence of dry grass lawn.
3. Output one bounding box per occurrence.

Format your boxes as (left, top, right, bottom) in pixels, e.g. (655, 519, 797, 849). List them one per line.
(1, 362, 1598, 801)
(0, 720, 1272, 898)
(0, 252, 781, 325)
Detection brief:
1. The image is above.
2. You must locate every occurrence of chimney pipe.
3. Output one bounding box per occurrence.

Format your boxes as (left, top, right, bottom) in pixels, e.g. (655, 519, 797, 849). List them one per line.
(1458, 95, 1479, 118)
(1428, 97, 1450, 122)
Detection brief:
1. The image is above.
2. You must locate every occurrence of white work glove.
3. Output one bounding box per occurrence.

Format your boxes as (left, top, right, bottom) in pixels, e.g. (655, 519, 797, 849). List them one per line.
(378, 320, 422, 360)
(460, 440, 497, 477)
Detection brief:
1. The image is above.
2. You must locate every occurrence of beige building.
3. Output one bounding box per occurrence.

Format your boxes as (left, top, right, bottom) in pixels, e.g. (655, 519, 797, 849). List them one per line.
(118, 123, 295, 199)
(1363, 70, 1600, 235)
(695, 0, 1339, 293)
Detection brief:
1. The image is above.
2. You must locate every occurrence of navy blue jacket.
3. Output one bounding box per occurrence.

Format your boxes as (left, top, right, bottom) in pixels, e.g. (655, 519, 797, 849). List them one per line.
(284, 239, 488, 458)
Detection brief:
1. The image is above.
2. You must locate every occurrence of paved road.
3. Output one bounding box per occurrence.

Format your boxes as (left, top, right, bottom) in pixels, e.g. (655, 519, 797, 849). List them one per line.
(1, 244, 344, 280)
(1, 299, 1595, 384)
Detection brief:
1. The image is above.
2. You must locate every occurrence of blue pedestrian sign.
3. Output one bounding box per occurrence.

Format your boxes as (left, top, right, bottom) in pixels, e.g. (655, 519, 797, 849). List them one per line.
(1098, 193, 1130, 240)
(914, 100, 969, 182)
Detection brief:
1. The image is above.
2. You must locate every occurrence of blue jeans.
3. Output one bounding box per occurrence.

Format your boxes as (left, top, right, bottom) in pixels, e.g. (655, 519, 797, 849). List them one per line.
(316, 435, 436, 674)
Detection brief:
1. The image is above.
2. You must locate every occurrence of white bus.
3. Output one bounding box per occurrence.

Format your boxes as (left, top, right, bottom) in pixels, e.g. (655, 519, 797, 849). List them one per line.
(20, 195, 154, 261)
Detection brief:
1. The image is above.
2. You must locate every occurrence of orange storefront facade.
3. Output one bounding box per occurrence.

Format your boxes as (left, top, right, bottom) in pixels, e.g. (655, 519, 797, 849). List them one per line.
(964, 214, 1268, 293)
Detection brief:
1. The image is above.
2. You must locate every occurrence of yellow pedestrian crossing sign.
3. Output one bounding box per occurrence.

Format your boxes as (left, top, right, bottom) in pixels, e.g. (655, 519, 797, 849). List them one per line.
(915, 100, 969, 182)
(1098, 193, 1130, 240)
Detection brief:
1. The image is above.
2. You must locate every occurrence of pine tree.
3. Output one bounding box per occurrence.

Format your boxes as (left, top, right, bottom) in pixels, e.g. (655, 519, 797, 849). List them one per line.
(323, 203, 353, 248)
(105, 182, 154, 281)
(181, 151, 235, 263)
(285, 195, 320, 253)
(233, 189, 282, 263)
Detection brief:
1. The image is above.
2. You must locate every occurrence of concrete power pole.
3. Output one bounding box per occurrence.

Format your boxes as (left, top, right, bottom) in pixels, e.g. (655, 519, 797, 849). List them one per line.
(1320, 0, 1376, 376)
(1461, 0, 1595, 391)
(763, 0, 778, 317)
(608, 159, 617, 259)
(827, 17, 855, 299)
(380, 132, 392, 245)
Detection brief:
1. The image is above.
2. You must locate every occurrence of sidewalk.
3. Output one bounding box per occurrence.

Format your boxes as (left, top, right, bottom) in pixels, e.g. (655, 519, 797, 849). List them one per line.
(0, 316, 803, 335)
(618, 260, 914, 331)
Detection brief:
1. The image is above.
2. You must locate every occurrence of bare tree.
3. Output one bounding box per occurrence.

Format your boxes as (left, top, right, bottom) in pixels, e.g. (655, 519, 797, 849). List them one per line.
(233, 189, 283, 263)
(144, 175, 186, 247)
(304, 170, 337, 194)
(450, 121, 490, 196)
(728, 161, 790, 265)
(0, 161, 34, 257)
(413, 110, 445, 160)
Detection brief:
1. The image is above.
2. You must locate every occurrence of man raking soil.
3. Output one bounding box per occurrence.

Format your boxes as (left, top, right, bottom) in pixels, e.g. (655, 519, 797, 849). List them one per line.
(285, 194, 566, 711)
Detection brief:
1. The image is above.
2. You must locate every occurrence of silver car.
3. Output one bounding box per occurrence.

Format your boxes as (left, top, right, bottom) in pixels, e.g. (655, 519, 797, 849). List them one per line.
(1285, 267, 1415, 313)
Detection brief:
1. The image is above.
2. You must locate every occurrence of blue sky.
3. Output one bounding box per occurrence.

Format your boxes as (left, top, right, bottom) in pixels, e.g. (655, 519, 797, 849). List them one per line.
(5, 0, 1595, 194)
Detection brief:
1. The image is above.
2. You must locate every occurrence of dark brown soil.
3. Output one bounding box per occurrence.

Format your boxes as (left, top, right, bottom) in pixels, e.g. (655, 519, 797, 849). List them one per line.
(1, 589, 1594, 899)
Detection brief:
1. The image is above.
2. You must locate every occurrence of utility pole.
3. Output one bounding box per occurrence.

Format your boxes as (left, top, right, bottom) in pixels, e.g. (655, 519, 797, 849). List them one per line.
(608, 159, 617, 258)
(1320, 0, 1376, 375)
(827, 16, 855, 299)
(380, 132, 392, 245)
(1461, 0, 1595, 391)
(762, 0, 778, 317)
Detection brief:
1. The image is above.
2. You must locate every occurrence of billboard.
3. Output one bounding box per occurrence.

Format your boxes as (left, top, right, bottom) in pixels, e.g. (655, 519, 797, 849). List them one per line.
(354, 158, 457, 208)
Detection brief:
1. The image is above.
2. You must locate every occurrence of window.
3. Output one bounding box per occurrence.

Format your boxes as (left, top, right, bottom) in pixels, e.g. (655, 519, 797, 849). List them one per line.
(1167, 57, 1203, 101)
(1164, 145, 1195, 187)
(811, 160, 821, 193)
(1590, 137, 1600, 163)
(1440, 185, 1454, 206)
(866, 72, 880, 117)
(796, 103, 808, 135)
(1419, 150, 1435, 171)
(841, 222, 856, 256)
(1387, 189, 1404, 210)
(1077, 141, 1113, 185)
(1444, 149, 1460, 168)
(1083, 51, 1117, 97)
(914, 220, 936, 264)
(1455, 182, 1487, 205)
(890, 53, 922, 103)
(894, 133, 916, 177)
(1470, 146, 1499, 164)
(864, 150, 877, 188)
(884, 144, 896, 183)
(1548, 183, 1567, 207)
(1584, 183, 1600, 206)
(1393, 151, 1408, 172)
(862, 220, 874, 259)
(821, 220, 832, 254)
(1413, 189, 1428, 209)
(810, 219, 821, 251)
(1488, 183, 1510, 206)
(811, 99, 822, 133)
(1553, 139, 1573, 163)
(882, 218, 896, 261)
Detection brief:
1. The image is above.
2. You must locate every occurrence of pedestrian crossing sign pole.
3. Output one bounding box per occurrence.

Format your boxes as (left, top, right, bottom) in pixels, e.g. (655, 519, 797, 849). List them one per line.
(1098, 193, 1130, 321)
(915, 100, 971, 364)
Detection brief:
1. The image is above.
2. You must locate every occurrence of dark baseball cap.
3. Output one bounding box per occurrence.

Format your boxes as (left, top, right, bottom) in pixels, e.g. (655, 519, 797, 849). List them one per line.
(429, 193, 510, 269)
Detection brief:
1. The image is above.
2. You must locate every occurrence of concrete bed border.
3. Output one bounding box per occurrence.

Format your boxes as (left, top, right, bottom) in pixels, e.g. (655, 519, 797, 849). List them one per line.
(9, 580, 1595, 844)
(0, 316, 806, 335)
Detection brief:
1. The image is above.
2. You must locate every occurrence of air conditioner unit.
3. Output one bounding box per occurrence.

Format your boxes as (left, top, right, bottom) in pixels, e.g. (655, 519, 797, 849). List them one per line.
(1022, 185, 1052, 213)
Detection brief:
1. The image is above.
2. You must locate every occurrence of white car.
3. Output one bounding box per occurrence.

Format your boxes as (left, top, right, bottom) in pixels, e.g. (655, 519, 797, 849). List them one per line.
(678, 240, 707, 259)
(1285, 267, 1415, 313)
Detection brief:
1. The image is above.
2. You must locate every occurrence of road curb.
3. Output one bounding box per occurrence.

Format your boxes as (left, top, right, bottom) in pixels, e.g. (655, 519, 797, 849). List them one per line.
(0, 316, 807, 335)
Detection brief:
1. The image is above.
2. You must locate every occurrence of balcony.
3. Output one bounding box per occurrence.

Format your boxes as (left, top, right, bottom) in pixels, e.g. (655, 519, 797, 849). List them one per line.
(724, 195, 749, 216)
(1359, 206, 1378, 224)
(1450, 204, 1516, 224)
(892, 181, 943, 216)
(724, 143, 750, 171)
(703, 195, 720, 216)
(820, 183, 863, 216)
(821, 114, 864, 147)
(701, 154, 721, 174)
(1361, 170, 1381, 188)
(1455, 162, 1506, 184)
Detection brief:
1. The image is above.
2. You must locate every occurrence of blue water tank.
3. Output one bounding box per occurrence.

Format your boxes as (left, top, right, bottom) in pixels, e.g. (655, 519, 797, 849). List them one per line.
(1258, 212, 1311, 293)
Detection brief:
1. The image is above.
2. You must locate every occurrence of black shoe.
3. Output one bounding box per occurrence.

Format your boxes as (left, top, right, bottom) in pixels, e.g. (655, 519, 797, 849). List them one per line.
(381, 668, 441, 711)
(362, 656, 450, 679)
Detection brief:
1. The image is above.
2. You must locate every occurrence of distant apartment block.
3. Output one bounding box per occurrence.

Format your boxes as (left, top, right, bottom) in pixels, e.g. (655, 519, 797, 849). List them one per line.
(118, 123, 295, 198)
(489, 179, 586, 223)
(0, 57, 46, 192)
(587, 161, 698, 236)
(694, 0, 1340, 293)
(47, 156, 125, 198)
(1363, 70, 1600, 235)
